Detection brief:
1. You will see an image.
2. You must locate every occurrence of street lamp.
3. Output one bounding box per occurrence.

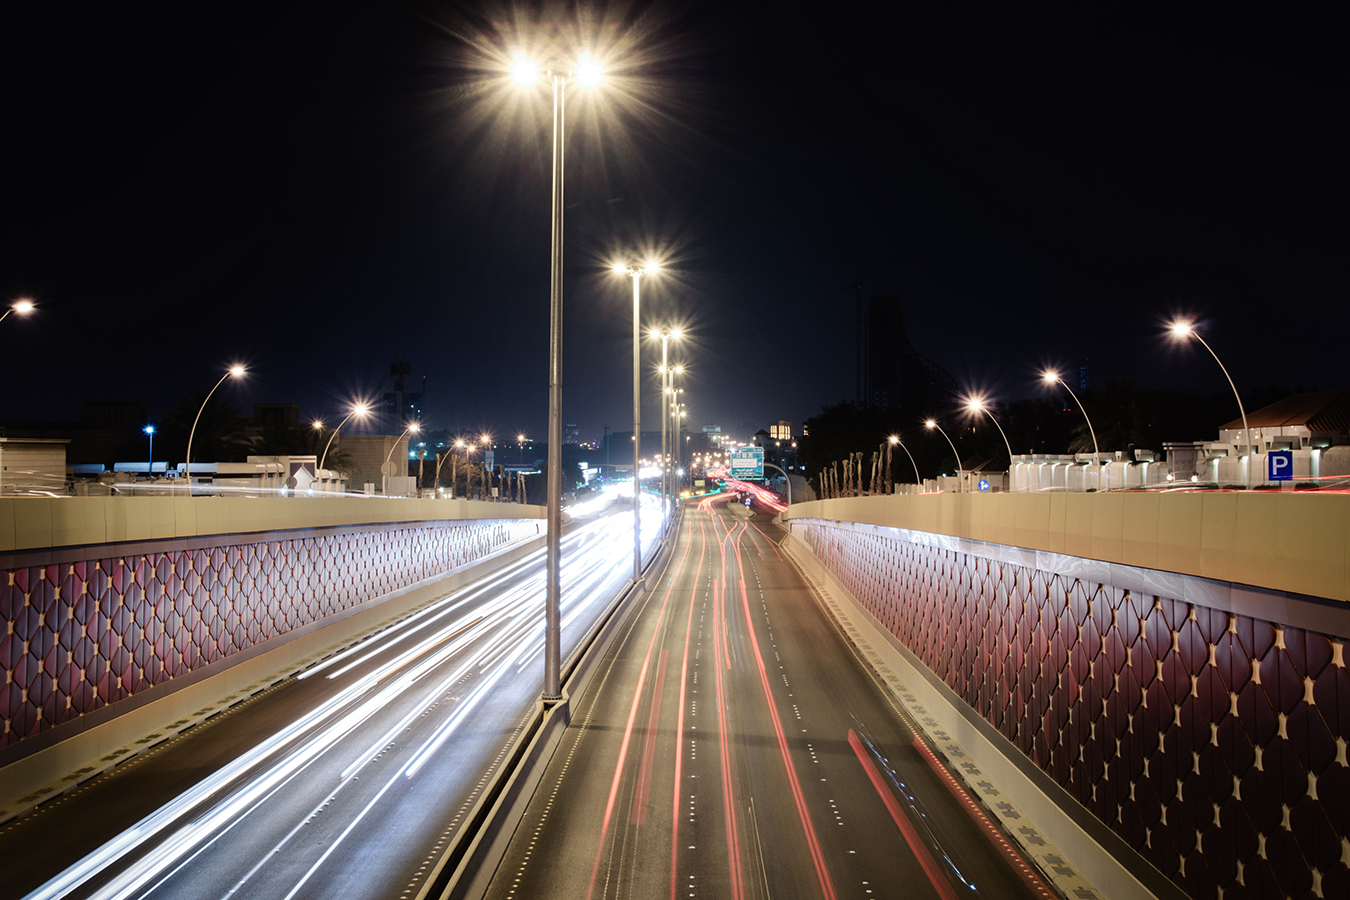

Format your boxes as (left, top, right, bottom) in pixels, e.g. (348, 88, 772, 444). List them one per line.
(888, 434, 922, 489)
(517, 433, 527, 464)
(184, 365, 245, 492)
(383, 421, 421, 482)
(616, 262, 658, 585)
(513, 55, 605, 700)
(924, 419, 962, 478)
(1, 298, 35, 326)
(966, 398, 1014, 484)
(1042, 369, 1101, 475)
(144, 425, 156, 480)
(1171, 321, 1252, 488)
(318, 403, 370, 472)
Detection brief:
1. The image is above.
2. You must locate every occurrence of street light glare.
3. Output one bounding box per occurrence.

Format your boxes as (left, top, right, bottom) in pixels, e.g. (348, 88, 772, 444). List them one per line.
(888, 435, 898, 444)
(511, 58, 538, 86)
(408, 422, 421, 434)
(1042, 370, 1061, 384)
(575, 59, 603, 87)
(228, 365, 246, 378)
(924, 420, 937, 429)
(144, 425, 155, 435)
(967, 397, 987, 411)
(1170, 321, 1195, 337)
(311, 420, 324, 430)
(12, 299, 35, 314)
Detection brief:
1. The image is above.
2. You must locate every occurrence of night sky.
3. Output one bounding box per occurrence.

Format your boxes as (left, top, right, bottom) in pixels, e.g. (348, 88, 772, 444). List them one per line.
(3, 4, 1345, 445)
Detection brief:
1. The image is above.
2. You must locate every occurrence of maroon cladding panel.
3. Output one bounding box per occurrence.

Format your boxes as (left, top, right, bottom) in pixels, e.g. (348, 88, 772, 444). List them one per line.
(799, 523, 1348, 900)
(0, 518, 539, 750)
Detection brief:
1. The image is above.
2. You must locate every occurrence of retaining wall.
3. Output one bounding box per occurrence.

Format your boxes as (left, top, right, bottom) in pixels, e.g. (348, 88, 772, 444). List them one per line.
(0, 497, 543, 756)
(782, 493, 1350, 900)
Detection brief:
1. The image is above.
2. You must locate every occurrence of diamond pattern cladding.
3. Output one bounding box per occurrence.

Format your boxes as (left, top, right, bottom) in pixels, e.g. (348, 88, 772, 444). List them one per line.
(0, 519, 539, 751)
(798, 522, 1350, 900)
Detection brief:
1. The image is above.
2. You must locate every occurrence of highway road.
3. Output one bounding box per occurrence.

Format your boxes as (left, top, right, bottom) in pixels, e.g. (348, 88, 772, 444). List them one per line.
(486, 495, 1057, 900)
(5, 497, 663, 900)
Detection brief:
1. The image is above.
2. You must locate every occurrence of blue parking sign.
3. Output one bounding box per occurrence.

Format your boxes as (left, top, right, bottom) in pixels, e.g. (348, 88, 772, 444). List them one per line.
(1268, 450, 1294, 482)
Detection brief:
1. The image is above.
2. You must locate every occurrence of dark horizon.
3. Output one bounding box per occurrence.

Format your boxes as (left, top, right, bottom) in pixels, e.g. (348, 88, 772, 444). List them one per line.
(3, 4, 1344, 446)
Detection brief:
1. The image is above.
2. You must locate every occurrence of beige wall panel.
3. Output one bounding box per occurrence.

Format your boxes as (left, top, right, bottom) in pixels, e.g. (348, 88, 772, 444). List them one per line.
(781, 491, 1350, 603)
(1, 496, 545, 553)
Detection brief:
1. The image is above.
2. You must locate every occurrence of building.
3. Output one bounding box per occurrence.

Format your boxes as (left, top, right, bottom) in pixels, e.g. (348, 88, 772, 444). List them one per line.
(859, 293, 957, 414)
(0, 437, 69, 494)
(1172, 389, 1350, 485)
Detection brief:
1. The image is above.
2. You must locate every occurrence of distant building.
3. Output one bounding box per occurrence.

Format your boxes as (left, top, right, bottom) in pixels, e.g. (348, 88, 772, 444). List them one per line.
(702, 425, 725, 448)
(564, 423, 581, 445)
(0, 437, 69, 494)
(860, 294, 957, 414)
(1171, 389, 1350, 484)
(770, 420, 792, 440)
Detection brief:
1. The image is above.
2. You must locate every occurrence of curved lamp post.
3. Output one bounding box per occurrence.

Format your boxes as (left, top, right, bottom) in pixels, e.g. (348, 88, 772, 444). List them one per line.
(1, 298, 35, 326)
(1042, 370, 1101, 490)
(616, 262, 658, 584)
(185, 365, 245, 492)
(924, 419, 962, 479)
(318, 403, 370, 472)
(513, 54, 604, 702)
(383, 422, 421, 490)
(1171, 321, 1251, 488)
(888, 434, 923, 490)
(1042, 370, 1100, 466)
(966, 398, 1014, 477)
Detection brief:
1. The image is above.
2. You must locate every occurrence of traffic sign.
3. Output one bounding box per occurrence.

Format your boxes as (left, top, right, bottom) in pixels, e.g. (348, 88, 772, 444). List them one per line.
(730, 447, 764, 479)
(1268, 450, 1294, 482)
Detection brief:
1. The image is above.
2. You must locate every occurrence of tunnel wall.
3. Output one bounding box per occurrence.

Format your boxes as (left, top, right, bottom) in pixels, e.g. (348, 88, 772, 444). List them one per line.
(784, 508, 1349, 900)
(0, 497, 543, 754)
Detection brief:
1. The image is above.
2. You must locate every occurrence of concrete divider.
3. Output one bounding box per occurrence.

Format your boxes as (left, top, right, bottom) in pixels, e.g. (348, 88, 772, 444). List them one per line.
(420, 515, 685, 900)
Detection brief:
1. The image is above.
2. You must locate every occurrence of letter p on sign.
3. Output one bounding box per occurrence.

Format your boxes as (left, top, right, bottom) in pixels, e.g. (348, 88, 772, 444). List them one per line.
(1268, 450, 1294, 482)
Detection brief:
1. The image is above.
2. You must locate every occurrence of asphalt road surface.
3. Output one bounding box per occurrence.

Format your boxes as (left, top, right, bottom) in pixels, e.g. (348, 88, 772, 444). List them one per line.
(486, 495, 1057, 900)
(5, 499, 662, 900)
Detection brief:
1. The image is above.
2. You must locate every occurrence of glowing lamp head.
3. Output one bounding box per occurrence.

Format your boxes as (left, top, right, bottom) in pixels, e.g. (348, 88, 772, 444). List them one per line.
(517, 433, 526, 442)
(888, 435, 899, 444)
(575, 59, 603, 87)
(511, 58, 539, 87)
(1042, 370, 1060, 385)
(352, 404, 370, 418)
(11, 299, 35, 315)
(1170, 321, 1195, 338)
(924, 420, 938, 430)
(228, 365, 246, 378)
(967, 398, 986, 412)
(311, 420, 324, 431)
(481, 434, 490, 444)
(671, 329, 682, 339)
(454, 439, 465, 448)
(408, 422, 421, 434)
(613, 263, 628, 274)
(144, 425, 155, 436)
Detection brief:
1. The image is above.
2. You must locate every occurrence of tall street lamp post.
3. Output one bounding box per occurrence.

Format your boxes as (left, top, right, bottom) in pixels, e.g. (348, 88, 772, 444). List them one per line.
(144, 425, 156, 480)
(616, 263, 656, 584)
(888, 434, 923, 491)
(1171, 321, 1252, 488)
(1042, 370, 1101, 485)
(514, 55, 603, 702)
(967, 398, 1014, 489)
(318, 403, 370, 473)
(383, 422, 421, 494)
(1, 298, 35, 326)
(185, 365, 245, 493)
(924, 419, 962, 481)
